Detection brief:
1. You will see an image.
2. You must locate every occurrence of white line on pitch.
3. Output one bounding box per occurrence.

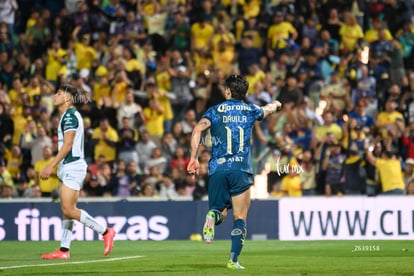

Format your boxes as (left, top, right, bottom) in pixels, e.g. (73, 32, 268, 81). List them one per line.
(0, 255, 144, 270)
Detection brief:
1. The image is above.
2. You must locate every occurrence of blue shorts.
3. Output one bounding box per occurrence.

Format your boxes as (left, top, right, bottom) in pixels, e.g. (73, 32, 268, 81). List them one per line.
(208, 171, 254, 211)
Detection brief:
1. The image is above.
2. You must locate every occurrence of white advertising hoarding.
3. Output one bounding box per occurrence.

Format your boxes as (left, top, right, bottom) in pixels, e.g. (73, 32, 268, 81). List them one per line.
(279, 197, 414, 240)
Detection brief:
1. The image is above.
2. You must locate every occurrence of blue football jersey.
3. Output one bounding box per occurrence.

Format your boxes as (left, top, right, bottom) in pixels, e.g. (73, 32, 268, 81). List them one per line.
(203, 99, 264, 175)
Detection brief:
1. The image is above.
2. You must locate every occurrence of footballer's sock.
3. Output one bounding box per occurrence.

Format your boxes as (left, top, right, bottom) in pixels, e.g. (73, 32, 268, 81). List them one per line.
(229, 219, 247, 262)
(211, 209, 223, 225)
(60, 219, 74, 251)
(80, 209, 106, 234)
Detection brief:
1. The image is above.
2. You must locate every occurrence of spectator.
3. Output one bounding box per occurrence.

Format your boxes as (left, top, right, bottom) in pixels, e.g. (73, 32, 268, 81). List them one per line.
(210, 23, 236, 76)
(46, 39, 67, 85)
(71, 27, 97, 71)
(348, 99, 375, 128)
(0, 103, 14, 148)
(21, 125, 53, 166)
(117, 89, 144, 129)
(34, 146, 58, 197)
(93, 71, 112, 107)
(280, 158, 302, 197)
(142, 164, 164, 188)
(299, 149, 317, 196)
(143, 147, 167, 176)
(168, 50, 194, 122)
(153, 59, 174, 132)
(160, 131, 177, 164)
(339, 11, 363, 53)
(0, 158, 14, 187)
(365, 18, 393, 44)
(81, 174, 106, 197)
(267, 12, 298, 55)
(169, 146, 190, 173)
(26, 17, 50, 60)
(119, 10, 146, 45)
(143, 83, 165, 145)
(4, 144, 23, 182)
(407, 178, 414, 195)
(110, 159, 132, 197)
(123, 46, 144, 91)
(180, 108, 197, 135)
(342, 143, 366, 195)
(117, 116, 139, 164)
(398, 20, 414, 74)
(96, 162, 112, 190)
(169, 9, 190, 52)
(322, 143, 345, 196)
(82, 116, 94, 164)
(92, 117, 119, 165)
(181, 174, 207, 200)
(139, 182, 159, 198)
(13, 177, 35, 198)
(403, 158, 414, 189)
(320, 71, 349, 113)
(135, 129, 157, 171)
(277, 75, 302, 106)
(158, 173, 179, 199)
(366, 144, 405, 195)
(0, 0, 18, 41)
(314, 111, 343, 145)
(376, 98, 404, 139)
(0, 183, 13, 198)
(191, 17, 214, 52)
(126, 160, 141, 195)
(141, 0, 168, 39)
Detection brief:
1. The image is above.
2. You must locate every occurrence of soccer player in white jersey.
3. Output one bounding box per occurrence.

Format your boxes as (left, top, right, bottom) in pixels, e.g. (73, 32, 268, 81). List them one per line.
(187, 75, 282, 269)
(40, 84, 115, 259)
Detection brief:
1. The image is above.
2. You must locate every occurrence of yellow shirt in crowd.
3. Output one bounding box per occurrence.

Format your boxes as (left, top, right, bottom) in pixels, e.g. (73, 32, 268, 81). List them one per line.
(74, 42, 97, 70)
(375, 159, 405, 192)
(92, 127, 119, 162)
(46, 48, 67, 81)
(281, 175, 302, 197)
(267, 22, 296, 49)
(339, 24, 364, 51)
(143, 106, 164, 136)
(5, 150, 22, 180)
(191, 22, 214, 51)
(364, 29, 393, 43)
(34, 157, 59, 193)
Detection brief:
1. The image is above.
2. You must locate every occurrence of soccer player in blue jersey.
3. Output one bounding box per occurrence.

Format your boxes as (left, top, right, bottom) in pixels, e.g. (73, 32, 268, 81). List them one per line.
(187, 74, 282, 270)
(40, 85, 115, 259)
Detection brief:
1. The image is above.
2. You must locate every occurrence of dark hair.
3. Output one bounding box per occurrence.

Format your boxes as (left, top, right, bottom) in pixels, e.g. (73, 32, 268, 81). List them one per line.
(60, 84, 90, 105)
(60, 84, 79, 98)
(225, 74, 249, 101)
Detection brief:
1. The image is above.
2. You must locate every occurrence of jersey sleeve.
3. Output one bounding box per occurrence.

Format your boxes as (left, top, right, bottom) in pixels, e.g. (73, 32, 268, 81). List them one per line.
(202, 106, 215, 122)
(61, 112, 79, 133)
(252, 104, 265, 121)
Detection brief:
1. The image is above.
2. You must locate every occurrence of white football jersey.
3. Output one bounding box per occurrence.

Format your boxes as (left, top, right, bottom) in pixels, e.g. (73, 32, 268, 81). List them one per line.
(58, 108, 85, 164)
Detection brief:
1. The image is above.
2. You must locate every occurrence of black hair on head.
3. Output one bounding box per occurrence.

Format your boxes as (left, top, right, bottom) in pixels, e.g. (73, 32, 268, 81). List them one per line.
(225, 74, 249, 101)
(60, 84, 79, 98)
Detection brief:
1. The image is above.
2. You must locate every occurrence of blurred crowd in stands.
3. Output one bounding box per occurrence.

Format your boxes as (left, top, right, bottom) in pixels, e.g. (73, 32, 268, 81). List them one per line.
(1, 0, 414, 200)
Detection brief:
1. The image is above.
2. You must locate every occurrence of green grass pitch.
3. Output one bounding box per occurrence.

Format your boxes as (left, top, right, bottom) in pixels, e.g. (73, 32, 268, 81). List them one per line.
(0, 240, 413, 275)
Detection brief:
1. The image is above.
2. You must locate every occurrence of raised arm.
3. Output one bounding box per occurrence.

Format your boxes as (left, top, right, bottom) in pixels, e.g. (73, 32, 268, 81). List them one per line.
(366, 144, 377, 166)
(262, 100, 282, 119)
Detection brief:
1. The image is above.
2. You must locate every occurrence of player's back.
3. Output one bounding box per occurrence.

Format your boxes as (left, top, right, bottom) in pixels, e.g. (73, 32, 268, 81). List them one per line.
(203, 99, 263, 174)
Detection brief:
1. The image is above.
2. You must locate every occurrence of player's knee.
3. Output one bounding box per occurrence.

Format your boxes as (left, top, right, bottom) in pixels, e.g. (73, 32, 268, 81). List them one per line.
(61, 206, 76, 219)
